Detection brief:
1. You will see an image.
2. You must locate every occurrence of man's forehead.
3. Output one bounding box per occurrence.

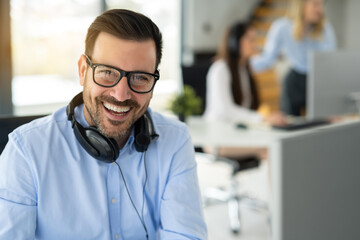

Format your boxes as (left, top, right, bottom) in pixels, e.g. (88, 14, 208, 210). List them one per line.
(92, 32, 157, 70)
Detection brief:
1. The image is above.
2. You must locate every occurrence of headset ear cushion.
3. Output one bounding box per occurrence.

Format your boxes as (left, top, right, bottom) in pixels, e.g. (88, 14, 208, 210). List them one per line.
(73, 121, 119, 163)
(134, 115, 149, 152)
(134, 111, 159, 152)
(135, 132, 151, 152)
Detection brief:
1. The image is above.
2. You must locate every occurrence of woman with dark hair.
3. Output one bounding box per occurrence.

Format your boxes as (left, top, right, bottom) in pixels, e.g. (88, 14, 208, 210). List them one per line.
(204, 22, 285, 125)
(203, 22, 285, 159)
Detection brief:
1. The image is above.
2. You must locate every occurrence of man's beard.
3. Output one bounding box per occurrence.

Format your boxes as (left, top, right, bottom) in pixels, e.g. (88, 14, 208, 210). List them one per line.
(84, 94, 147, 142)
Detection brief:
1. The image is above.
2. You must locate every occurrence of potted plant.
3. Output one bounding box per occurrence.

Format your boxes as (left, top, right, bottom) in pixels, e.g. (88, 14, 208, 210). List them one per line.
(168, 85, 202, 122)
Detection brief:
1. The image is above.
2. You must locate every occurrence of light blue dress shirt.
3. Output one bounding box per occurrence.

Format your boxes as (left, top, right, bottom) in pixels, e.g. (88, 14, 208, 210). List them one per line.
(0, 105, 207, 240)
(251, 17, 337, 74)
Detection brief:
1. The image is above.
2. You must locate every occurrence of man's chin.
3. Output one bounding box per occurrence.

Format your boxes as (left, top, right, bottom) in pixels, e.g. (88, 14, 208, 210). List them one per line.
(101, 128, 130, 141)
(99, 121, 132, 140)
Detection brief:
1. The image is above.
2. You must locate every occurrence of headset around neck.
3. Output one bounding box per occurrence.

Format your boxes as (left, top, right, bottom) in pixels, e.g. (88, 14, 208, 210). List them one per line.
(66, 92, 159, 163)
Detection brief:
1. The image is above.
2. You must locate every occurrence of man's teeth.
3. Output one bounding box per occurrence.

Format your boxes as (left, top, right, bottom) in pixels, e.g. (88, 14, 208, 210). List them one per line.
(104, 103, 130, 113)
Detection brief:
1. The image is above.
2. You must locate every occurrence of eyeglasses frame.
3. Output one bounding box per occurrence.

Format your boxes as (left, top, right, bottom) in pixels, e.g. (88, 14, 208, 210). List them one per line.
(84, 54, 160, 94)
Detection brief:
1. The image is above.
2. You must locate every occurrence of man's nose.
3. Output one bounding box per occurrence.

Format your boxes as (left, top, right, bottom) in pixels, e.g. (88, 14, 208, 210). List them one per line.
(109, 76, 132, 101)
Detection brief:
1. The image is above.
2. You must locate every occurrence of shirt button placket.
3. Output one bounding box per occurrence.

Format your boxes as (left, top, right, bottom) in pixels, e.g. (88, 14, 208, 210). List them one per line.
(108, 162, 121, 240)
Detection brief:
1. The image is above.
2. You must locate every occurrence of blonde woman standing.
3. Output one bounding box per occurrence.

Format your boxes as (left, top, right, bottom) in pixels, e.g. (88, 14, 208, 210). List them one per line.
(251, 0, 337, 116)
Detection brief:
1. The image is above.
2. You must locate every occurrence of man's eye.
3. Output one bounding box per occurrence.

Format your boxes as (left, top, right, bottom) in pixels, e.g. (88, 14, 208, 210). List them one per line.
(95, 66, 119, 78)
(133, 74, 151, 82)
(99, 69, 115, 76)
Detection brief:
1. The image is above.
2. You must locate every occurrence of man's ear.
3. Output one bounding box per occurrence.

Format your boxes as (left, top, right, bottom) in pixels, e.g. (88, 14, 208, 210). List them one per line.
(78, 55, 87, 86)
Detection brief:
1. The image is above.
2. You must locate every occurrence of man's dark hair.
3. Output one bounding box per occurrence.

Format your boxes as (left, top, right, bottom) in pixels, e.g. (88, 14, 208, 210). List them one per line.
(85, 9, 163, 69)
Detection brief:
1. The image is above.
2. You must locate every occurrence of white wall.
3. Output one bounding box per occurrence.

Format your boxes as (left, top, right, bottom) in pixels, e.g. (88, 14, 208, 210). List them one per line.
(182, 0, 261, 64)
(343, 0, 360, 51)
(326, 0, 360, 51)
(325, 0, 346, 48)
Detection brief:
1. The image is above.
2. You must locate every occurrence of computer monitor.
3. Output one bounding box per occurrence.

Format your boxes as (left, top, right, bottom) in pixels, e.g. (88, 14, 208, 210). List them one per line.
(307, 51, 360, 120)
(0, 114, 45, 154)
(271, 120, 360, 240)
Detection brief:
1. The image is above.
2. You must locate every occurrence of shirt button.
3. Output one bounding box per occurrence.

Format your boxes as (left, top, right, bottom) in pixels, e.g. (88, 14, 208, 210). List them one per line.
(115, 234, 119, 239)
(111, 198, 116, 204)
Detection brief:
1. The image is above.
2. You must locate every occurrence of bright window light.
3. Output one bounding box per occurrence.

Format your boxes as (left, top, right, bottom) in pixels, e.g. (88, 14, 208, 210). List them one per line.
(11, 0, 180, 115)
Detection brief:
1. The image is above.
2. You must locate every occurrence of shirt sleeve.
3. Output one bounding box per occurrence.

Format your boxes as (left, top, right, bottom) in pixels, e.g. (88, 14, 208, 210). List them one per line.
(322, 21, 337, 51)
(159, 133, 207, 240)
(0, 133, 37, 239)
(250, 19, 284, 72)
(205, 61, 262, 123)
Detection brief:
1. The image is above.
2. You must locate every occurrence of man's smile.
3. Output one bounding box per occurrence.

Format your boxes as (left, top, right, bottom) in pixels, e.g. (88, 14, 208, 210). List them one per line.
(103, 102, 131, 115)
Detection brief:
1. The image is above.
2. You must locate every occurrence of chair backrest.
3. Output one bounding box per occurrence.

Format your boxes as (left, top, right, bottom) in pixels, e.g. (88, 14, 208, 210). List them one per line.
(181, 62, 212, 114)
(0, 115, 45, 154)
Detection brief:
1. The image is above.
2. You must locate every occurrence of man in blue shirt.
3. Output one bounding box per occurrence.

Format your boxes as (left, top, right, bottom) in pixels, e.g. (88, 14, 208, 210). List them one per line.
(0, 9, 207, 239)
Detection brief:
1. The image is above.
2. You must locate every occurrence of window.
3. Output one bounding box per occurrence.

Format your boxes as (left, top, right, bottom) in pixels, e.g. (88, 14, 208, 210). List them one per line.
(11, 0, 180, 115)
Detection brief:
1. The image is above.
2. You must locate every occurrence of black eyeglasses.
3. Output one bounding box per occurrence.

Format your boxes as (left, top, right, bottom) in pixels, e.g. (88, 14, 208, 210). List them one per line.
(85, 55, 159, 94)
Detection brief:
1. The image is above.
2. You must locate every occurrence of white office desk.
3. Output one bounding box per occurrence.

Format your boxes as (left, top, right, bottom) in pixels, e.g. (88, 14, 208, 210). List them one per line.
(186, 117, 288, 148)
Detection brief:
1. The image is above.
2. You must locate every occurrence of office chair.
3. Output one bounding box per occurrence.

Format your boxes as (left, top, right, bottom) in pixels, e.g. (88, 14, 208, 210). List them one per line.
(0, 114, 45, 154)
(182, 63, 266, 234)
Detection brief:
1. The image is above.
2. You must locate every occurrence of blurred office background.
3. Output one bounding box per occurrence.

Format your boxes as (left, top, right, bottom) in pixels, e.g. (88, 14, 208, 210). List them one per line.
(1, 0, 360, 239)
(1, 0, 360, 117)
